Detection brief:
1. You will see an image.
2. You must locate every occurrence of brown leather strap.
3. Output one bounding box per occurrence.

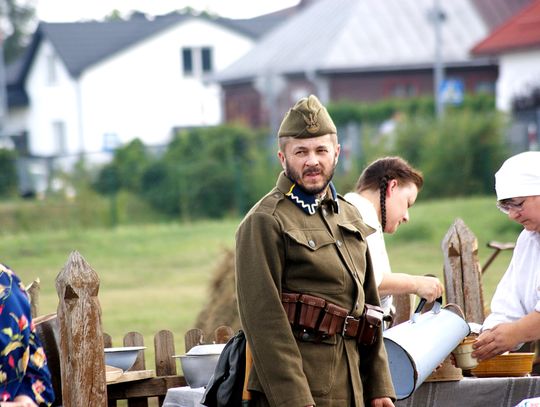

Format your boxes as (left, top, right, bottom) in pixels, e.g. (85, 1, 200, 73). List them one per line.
(281, 292, 383, 345)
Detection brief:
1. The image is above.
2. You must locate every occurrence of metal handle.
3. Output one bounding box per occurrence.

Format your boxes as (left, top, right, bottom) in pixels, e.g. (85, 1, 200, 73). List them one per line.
(412, 296, 443, 323)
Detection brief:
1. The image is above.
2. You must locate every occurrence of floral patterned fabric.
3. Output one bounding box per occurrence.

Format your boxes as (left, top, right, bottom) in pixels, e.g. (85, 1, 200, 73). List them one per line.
(0, 263, 54, 405)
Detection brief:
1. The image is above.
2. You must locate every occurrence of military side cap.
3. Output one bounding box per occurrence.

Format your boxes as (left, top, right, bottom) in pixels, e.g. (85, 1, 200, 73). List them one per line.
(278, 94, 337, 138)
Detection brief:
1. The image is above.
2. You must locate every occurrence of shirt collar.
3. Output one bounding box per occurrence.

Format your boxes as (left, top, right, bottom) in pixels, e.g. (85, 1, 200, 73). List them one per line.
(277, 172, 339, 215)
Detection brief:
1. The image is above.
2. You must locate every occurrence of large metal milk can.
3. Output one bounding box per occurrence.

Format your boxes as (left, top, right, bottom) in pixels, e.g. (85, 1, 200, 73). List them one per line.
(383, 298, 470, 399)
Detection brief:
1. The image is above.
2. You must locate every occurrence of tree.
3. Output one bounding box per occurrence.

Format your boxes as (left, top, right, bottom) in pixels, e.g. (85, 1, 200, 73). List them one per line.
(0, 0, 36, 63)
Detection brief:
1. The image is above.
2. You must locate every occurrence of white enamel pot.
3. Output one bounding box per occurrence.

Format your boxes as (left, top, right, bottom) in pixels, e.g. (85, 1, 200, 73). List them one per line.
(383, 298, 470, 400)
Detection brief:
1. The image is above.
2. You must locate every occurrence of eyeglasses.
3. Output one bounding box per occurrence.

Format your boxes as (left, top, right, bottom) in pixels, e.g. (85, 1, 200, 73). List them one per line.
(496, 198, 526, 214)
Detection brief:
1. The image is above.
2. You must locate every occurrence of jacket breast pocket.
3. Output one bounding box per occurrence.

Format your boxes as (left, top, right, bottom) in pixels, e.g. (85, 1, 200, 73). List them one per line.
(337, 222, 368, 285)
(283, 228, 345, 294)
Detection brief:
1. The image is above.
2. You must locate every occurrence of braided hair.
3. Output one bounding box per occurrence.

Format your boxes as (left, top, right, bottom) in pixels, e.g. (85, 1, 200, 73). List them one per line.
(379, 176, 390, 231)
(355, 157, 423, 232)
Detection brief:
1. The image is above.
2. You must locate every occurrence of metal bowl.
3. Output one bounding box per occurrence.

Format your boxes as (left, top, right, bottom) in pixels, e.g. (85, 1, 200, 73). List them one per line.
(104, 346, 146, 371)
(176, 354, 221, 388)
(173, 344, 225, 388)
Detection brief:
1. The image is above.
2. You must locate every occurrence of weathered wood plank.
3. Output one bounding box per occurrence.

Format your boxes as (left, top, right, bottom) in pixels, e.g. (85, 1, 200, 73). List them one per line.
(441, 220, 464, 310)
(455, 219, 484, 323)
(27, 277, 40, 318)
(155, 330, 177, 376)
(103, 333, 113, 348)
(185, 328, 204, 352)
(34, 313, 62, 406)
(155, 330, 177, 405)
(214, 325, 234, 344)
(56, 251, 107, 407)
(392, 293, 413, 326)
(123, 332, 148, 407)
(124, 332, 146, 371)
(107, 376, 187, 400)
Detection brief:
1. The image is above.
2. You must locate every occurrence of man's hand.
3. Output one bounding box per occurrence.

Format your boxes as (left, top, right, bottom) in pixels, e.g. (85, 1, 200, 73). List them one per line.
(472, 324, 520, 361)
(371, 397, 395, 407)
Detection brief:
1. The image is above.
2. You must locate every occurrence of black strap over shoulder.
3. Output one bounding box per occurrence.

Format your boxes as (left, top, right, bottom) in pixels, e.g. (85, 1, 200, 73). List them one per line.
(201, 330, 247, 407)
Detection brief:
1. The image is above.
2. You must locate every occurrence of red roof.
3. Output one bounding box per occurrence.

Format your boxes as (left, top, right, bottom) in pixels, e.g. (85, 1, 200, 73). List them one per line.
(472, 0, 540, 55)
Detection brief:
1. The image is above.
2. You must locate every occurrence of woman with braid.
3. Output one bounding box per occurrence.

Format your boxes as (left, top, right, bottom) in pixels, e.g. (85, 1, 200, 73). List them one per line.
(345, 156, 443, 319)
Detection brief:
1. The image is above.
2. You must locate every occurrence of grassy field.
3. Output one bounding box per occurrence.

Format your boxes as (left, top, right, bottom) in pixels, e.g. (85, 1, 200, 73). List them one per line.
(0, 195, 522, 374)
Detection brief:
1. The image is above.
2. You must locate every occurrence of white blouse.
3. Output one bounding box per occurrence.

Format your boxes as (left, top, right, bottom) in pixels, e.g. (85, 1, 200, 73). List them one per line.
(344, 192, 393, 314)
(483, 229, 540, 330)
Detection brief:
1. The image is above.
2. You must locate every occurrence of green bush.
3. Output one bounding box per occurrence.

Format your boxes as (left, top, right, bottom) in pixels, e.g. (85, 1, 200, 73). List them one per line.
(136, 125, 277, 219)
(328, 94, 494, 125)
(337, 110, 509, 200)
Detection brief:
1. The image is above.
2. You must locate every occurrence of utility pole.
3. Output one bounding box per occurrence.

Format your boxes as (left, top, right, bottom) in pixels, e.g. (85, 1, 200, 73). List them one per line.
(0, 31, 6, 136)
(432, 0, 446, 119)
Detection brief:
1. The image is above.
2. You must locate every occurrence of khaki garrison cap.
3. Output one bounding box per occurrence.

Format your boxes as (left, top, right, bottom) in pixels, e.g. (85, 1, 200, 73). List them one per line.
(278, 94, 337, 138)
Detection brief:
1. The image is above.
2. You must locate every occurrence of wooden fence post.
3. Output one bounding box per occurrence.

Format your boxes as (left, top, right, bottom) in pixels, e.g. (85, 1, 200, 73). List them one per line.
(27, 278, 40, 318)
(441, 218, 485, 324)
(155, 330, 177, 406)
(56, 251, 107, 407)
(124, 332, 148, 407)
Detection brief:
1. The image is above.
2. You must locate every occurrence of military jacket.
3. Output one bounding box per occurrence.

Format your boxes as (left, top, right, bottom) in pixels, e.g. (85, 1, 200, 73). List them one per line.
(235, 172, 395, 407)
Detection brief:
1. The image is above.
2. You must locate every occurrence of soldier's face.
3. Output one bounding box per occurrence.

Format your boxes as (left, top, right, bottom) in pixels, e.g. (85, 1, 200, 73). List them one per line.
(278, 134, 340, 196)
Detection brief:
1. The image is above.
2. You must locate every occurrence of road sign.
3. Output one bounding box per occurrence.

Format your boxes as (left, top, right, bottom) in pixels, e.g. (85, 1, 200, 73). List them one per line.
(439, 79, 464, 105)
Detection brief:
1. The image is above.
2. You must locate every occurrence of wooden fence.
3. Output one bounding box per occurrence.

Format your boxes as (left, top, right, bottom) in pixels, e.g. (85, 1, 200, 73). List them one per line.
(33, 251, 191, 407)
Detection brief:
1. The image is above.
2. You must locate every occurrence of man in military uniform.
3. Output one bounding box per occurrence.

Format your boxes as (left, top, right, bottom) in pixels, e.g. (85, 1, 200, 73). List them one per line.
(235, 95, 396, 407)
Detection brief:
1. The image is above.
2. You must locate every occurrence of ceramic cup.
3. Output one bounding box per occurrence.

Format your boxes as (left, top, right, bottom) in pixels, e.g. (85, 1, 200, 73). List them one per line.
(452, 337, 478, 370)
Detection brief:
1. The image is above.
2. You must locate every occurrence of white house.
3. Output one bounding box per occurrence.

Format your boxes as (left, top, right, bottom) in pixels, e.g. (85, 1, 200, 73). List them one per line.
(3, 12, 264, 163)
(472, 0, 540, 112)
(472, 0, 540, 151)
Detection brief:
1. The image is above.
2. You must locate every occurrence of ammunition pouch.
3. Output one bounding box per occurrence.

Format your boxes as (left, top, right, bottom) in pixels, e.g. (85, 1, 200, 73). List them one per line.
(281, 292, 383, 346)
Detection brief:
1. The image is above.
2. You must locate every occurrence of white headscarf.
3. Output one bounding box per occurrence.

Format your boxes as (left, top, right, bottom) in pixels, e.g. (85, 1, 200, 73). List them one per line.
(495, 151, 540, 200)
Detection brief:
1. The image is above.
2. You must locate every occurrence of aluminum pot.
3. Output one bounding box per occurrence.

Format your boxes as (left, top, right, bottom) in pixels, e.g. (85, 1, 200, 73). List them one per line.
(174, 343, 225, 388)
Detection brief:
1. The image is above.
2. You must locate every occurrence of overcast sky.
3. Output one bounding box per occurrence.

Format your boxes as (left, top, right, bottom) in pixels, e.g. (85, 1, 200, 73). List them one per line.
(35, 0, 301, 22)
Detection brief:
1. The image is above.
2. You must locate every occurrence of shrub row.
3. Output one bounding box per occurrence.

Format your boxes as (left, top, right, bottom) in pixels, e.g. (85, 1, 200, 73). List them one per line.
(95, 107, 508, 219)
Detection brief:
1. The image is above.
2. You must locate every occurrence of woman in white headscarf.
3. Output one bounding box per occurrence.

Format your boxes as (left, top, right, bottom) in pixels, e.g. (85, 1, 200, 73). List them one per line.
(472, 151, 540, 361)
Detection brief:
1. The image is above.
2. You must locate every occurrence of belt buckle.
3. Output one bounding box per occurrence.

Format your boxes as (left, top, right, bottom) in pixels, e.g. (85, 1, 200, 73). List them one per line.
(342, 315, 356, 338)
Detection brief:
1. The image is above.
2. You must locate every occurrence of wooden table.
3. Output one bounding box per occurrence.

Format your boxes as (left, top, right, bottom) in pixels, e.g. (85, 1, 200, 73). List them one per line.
(162, 377, 540, 407)
(106, 369, 155, 385)
(107, 370, 186, 404)
(395, 376, 540, 407)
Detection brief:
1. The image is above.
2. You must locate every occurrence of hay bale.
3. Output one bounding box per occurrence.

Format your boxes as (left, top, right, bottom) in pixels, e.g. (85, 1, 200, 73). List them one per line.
(195, 248, 240, 341)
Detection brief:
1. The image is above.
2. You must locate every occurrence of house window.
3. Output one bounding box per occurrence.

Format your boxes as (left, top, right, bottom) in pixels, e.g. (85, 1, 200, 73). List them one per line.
(393, 83, 418, 98)
(181, 47, 214, 77)
(475, 81, 495, 94)
(52, 121, 67, 155)
(46, 54, 58, 85)
(201, 47, 212, 73)
(182, 48, 193, 76)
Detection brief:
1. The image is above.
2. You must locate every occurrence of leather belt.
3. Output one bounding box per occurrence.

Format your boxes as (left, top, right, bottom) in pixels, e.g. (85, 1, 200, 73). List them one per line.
(281, 292, 383, 345)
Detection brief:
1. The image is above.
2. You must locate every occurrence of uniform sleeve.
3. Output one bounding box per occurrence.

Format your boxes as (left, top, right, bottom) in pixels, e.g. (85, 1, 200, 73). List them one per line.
(358, 251, 396, 401)
(236, 211, 315, 407)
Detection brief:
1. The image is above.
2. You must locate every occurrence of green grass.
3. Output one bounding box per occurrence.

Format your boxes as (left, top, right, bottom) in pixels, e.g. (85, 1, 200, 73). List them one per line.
(1, 220, 240, 370)
(0, 195, 522, 373)
(385, 195, 521, 305)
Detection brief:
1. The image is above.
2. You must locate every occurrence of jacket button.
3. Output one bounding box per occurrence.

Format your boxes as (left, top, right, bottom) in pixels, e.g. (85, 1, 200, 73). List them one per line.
(308, 240, 316, 248)
(336, 240, 342, 247)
